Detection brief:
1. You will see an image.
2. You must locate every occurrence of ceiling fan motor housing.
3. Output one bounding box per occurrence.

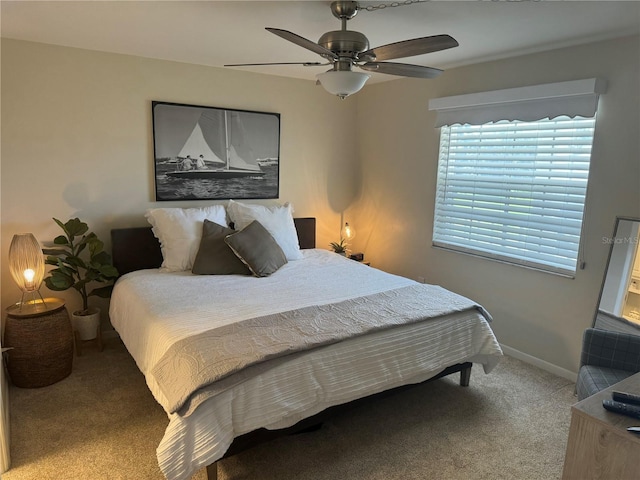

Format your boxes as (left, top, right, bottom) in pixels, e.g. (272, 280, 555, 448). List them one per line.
(318, 30, 370, 58)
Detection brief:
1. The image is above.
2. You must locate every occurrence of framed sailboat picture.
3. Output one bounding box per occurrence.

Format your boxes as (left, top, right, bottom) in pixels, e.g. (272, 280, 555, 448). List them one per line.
(152, 101, 280, 201)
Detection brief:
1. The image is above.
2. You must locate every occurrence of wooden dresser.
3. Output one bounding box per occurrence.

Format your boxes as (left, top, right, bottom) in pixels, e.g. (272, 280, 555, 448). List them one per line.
(562, 372, 640, 479)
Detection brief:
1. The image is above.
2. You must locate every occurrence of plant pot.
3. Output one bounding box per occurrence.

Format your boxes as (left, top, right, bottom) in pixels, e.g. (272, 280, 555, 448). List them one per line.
(72, 307, 100, 341)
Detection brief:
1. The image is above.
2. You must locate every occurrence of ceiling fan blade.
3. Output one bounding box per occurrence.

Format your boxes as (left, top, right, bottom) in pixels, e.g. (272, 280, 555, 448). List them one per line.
(266, 28, 338, 60)
(361, 34, 458, 62)
(360, 62, 443, 79)
(225, 62, 326, 67)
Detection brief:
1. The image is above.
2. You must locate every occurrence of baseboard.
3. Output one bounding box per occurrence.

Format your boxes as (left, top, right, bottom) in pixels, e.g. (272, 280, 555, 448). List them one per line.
(500, 343, 577, 383)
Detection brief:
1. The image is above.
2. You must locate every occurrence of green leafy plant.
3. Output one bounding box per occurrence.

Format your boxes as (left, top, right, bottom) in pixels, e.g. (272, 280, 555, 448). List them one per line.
(44, 218, 119, 315)
(329, 238, 347, 254)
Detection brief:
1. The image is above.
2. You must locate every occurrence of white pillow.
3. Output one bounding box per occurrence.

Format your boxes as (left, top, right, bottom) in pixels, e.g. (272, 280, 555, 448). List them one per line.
(227, 200, 303, 260)
(145, 205, 228, 272)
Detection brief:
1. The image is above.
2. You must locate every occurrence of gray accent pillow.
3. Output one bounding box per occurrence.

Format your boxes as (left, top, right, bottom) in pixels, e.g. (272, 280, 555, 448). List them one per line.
(191, 220, 251, 275)
(225, 221, 288, 277)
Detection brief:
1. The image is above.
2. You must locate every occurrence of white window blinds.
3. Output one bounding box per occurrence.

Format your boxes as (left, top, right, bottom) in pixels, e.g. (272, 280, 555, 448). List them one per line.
(428, 79, 605, 276)
(433, 116, 596, 275)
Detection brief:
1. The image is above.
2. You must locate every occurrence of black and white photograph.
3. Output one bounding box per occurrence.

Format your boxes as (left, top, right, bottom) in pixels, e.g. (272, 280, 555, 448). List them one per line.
(152, 101, 280, 201)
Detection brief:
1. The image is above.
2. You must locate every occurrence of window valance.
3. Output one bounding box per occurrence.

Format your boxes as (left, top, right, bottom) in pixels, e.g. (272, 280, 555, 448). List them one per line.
(428, 78, 607, 127)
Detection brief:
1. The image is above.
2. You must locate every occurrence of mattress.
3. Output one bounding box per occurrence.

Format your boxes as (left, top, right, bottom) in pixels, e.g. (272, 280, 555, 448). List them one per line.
(109, 249, 502, 480)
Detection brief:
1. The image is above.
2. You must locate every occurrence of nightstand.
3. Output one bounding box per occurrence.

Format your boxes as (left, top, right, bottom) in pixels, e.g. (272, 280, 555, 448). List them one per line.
(4, 298, 74, 388)
(349, 252, 370, 266)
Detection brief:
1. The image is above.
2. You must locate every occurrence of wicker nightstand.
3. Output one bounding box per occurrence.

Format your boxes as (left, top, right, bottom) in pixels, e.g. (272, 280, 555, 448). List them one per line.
(4, 298, 74, 388)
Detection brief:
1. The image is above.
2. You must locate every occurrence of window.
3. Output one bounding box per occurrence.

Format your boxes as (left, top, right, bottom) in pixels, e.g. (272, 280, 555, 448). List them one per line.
(433, 116, 596, 276)
(428, 79, 605, 276)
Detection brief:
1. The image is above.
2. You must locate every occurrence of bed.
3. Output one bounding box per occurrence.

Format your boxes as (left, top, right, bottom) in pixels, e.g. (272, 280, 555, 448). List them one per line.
(109, 206, 502, 480)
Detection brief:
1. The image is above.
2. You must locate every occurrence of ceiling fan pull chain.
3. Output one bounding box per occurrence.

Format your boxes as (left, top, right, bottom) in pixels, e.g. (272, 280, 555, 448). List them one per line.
(362, 0, 538, 10)
(361, 0, 428, 13)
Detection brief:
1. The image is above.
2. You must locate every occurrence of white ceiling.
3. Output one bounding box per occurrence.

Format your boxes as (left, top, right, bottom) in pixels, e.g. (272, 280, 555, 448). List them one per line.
(2, 1, 639, 85)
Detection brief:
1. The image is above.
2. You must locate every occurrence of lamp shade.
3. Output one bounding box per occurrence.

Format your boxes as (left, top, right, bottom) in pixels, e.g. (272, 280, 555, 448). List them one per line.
(342, 222, 356, 242)
(9, 233, 45, 293)
(316, 71, 370, 99)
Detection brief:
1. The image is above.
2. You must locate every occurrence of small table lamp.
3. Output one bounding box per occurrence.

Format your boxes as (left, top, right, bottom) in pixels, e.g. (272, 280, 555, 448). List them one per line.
(8, 233, 48, 314)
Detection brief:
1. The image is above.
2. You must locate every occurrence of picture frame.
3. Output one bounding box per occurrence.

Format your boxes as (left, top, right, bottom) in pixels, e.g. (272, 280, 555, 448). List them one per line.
(152, 101, 280, 201)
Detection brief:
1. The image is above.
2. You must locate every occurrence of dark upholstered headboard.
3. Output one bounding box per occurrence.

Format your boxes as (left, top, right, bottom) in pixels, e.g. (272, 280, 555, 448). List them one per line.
(111, 217, 316, 276)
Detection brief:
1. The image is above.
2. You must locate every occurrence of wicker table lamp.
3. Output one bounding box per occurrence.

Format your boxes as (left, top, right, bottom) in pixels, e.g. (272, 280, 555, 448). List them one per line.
(4, 234, 73, 388)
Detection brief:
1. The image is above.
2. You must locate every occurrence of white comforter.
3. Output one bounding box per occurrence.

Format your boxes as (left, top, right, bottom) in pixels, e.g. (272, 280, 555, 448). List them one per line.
(110, 249, 503, 480)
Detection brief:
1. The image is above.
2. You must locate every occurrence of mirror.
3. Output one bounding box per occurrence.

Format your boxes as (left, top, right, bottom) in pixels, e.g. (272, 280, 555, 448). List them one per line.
(594, 216, 640, 334)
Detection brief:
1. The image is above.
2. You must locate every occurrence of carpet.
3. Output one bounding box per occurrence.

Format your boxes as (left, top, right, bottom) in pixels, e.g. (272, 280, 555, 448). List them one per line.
(4, 335, 575, 480)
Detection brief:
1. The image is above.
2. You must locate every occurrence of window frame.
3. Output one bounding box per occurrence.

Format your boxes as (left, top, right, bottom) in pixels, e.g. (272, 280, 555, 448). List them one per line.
(432, 115, 597, 277)
(427, 79, 605, 277)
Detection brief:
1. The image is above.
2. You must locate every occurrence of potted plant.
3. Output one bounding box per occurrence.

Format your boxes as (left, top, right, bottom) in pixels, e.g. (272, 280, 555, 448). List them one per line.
(329, 238, 348, 256)
(44, 218, 119, 341)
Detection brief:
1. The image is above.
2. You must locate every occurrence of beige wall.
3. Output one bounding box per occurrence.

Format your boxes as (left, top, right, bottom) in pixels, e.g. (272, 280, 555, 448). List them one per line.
(353, 35, 640, 375)
(1, 39, 359, 316)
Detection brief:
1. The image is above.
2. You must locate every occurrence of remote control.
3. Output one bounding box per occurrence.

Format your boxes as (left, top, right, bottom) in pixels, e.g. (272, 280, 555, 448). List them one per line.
(602, 399, 640, 419)
(612, 391, 640, 406)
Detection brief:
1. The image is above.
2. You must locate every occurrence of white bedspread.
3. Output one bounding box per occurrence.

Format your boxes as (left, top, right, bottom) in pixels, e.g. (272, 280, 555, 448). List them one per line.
(109, 249, 502, 480)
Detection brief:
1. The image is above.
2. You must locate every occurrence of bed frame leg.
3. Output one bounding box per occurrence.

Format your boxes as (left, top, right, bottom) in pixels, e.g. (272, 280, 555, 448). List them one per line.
(460, 364, 472, 386)
(206, 462, 218, 480)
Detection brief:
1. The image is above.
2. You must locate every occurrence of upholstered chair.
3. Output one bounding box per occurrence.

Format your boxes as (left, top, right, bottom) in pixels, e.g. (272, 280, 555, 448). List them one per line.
(576, 328, 640, 400)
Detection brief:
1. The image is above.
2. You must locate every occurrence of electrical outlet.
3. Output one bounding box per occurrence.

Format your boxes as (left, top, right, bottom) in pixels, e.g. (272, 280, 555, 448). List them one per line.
(417, 276, 425, 283)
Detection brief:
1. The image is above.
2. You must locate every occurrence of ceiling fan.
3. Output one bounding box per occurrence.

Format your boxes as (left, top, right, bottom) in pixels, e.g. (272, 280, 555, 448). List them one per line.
(225, 0, 459, 99)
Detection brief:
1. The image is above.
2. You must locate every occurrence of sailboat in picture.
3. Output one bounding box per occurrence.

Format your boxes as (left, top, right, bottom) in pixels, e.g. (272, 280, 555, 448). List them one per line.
(166, 110, 265, 179)
(173, 121, 226, 169)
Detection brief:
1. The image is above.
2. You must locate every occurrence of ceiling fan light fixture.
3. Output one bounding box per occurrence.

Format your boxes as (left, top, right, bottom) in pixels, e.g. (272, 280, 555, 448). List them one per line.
(316, 70, 370, 99)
